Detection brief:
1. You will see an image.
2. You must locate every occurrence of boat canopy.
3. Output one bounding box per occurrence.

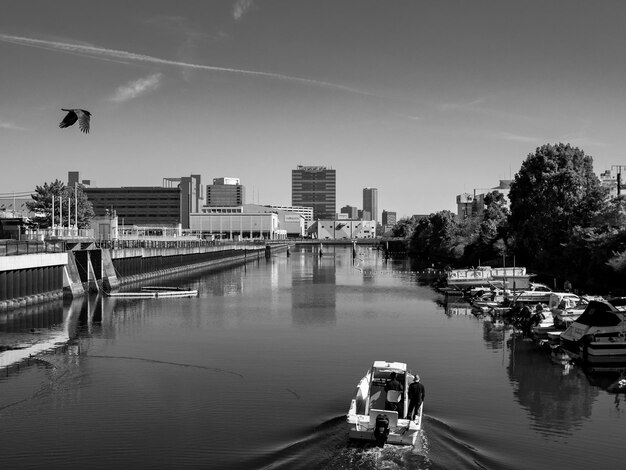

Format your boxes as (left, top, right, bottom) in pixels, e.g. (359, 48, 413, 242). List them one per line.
(574, 300, 626, 327)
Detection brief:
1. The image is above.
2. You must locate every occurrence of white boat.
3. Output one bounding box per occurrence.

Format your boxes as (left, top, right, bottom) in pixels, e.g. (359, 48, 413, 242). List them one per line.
(446, 266, 532, 291)
(445, 266, 497, 290)
(547, 292, 591, 328)
(346, 361, 423, 446)
(509, 282, 553, 303)
(560, 298, 626, 369)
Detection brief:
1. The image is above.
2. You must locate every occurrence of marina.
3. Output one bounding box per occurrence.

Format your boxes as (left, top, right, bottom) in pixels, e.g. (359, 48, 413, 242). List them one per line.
(1, 246, 625, 469)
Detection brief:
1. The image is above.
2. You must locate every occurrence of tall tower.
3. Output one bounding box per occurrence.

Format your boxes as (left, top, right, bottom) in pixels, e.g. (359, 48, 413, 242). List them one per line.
(363, 187, 378, 224)
(291, 165, 336, 220)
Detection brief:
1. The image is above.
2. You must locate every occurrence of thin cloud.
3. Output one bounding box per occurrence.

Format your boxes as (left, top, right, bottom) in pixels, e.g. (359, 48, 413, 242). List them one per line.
(0, 121, 26, 131)
(439, 98, 486, 112)
(0, 33, 372, 97)
(111, 73, 163, 102)
(492, 131, 538, 144)
(233, 0, 254, 21)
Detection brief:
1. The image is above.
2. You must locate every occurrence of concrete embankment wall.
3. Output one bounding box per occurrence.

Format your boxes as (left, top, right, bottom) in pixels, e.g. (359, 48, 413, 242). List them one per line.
(0, 243, 289, 311)
(0, 253, 67, 311)
(108, 245, 269, 287)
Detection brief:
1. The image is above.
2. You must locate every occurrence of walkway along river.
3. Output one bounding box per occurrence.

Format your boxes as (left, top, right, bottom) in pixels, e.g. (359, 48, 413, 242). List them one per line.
(0, 245, 624, 469)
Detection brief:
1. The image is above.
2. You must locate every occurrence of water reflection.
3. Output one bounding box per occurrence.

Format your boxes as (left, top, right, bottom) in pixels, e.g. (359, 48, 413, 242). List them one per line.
(291, 247, 336, 326)
(507, 335, 597, 435)
(436, 295, 475, 317)
(482, 317, 510, 351)
(0, 296, 96, 369)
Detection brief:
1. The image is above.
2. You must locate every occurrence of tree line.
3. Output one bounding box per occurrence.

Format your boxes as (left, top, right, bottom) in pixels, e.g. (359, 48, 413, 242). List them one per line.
(391, 143, 626, 295)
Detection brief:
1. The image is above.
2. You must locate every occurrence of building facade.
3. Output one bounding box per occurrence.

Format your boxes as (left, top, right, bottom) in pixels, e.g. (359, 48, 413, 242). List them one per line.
(314, 219, 376, 239)
(340, 205, 358, 219)
(84, 186, 182, 227)
(363, 188, 378, 224)
(205, 177, 245, 207)
(190, 206, 285, 240)
(164, 174, 203, 229)
(382, 210, 396, 227)
(456, 180, 511, 219)
(291, 165, 336, 220)
(74, 171, 201, 229)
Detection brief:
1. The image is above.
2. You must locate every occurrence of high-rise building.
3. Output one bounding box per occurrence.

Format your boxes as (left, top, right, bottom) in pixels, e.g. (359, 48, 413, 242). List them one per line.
(382, 210, 396, 227)
(340, 205, 358, 219)
(205, 177, 245, 207)
(164, 174, 203, 229)
(363, 188, 378, 224)
(291, 165, 336, 220)
(67, 171, 91, 187)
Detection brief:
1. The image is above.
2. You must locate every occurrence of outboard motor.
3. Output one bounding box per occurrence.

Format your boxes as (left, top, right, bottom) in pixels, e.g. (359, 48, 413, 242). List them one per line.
(373, 413, 390, 447)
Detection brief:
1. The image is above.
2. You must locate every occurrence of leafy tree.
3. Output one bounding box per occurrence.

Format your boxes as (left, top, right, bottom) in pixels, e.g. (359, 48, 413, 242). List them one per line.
(390, 218, 415, 238)
(27, 179, 94, 229)
(508, 143, 607, 272)
(410, 210, 459, 265)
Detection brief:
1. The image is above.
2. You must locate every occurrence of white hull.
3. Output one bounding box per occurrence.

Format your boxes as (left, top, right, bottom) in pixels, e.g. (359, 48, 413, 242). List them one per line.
(347, 406, 422, 445)
(346, 361, 423, 446)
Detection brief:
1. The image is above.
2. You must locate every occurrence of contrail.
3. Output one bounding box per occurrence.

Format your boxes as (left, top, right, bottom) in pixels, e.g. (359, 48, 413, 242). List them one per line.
(0, 33, 373, 96)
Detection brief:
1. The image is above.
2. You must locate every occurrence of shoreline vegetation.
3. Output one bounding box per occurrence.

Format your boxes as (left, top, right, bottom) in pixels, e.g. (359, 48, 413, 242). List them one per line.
(391, 143, 626, 296)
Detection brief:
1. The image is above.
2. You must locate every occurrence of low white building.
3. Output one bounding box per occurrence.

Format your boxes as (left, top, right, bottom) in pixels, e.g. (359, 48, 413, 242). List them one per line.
(189, 206, 286, 240)
(314, 219, 376, 239)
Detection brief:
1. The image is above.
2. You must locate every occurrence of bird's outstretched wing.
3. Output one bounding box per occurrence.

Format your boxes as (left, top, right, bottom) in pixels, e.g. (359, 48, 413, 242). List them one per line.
(59, 109, 78, 128)
(76, 109, 91, 133)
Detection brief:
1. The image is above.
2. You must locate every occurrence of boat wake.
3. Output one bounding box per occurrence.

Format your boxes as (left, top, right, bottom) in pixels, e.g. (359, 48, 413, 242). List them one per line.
(247, 414, 513, 470)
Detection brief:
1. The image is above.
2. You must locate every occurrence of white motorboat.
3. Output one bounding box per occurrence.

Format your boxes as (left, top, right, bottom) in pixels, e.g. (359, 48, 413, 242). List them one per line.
(509, 282, 553, 303)
(346, 361, 423, 446)
(560, 298, 626, 369)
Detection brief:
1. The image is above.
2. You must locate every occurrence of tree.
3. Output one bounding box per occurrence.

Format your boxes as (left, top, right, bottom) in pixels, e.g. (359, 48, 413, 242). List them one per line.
(508, 143, 607, 272)
(410, 210, 459, 265)
(390, 218, 415, 238)
(27, 180, 94, 229)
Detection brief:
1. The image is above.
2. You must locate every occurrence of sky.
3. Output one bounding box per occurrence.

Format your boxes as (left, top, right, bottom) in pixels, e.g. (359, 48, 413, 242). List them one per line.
(2, 0, 626, 219)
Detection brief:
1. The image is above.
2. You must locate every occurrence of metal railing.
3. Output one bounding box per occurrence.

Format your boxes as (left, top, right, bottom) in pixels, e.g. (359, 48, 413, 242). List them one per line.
(0, 240, 65, 257)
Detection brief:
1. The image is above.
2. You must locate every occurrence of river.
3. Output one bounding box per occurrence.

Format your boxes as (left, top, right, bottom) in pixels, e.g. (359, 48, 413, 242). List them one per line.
(0, 245, 624, 470)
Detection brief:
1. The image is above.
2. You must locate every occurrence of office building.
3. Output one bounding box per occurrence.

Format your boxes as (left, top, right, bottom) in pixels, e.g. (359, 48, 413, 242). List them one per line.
(291, 165, 336, 220)
(340, 205, 358, 219)
(314, 219, 376, 239)
(190, 205, 286, 240)
(456, 180, 511, 219)
(84, 186, 182, 227)
(382, 210, 396, 227)
(363, 188, 378, 224)
(206, 177, 245, 207)
(163, 174, 203, 229)
(67, 171, 91, 188)
(74, 171, 202, 228)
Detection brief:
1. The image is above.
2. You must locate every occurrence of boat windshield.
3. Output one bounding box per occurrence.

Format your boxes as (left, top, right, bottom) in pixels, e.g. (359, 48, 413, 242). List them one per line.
(369, 368, 406, 411)
(575, 303, 622, 327)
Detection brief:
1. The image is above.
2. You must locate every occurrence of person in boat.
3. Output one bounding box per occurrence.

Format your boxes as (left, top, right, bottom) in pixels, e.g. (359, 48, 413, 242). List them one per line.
(406, 375, 425, 420)
(384, 372, 404, 411)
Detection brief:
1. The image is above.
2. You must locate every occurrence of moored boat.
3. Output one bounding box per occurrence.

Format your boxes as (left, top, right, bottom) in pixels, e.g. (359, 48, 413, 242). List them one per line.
(508, 282, 553, 304)
(346, 361, 423, 446)
(560, 298, 626, 369)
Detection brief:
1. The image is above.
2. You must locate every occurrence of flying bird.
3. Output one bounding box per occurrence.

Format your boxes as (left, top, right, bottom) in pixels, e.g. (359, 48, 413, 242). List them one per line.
(59, 108, 91, 133)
